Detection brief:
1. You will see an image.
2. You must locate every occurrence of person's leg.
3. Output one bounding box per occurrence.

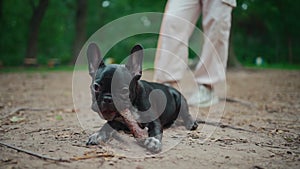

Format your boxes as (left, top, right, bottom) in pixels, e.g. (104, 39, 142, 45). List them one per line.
(153, 0, 201, 83)
(194, 0, 233, 85)
(188, 0, 234, 106)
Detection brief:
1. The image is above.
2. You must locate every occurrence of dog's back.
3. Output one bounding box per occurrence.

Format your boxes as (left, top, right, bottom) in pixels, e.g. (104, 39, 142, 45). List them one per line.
(137, 80, 198, 130)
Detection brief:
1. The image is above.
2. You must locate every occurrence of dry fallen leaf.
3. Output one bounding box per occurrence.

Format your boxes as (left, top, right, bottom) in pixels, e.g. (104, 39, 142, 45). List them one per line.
(10, 116, 25, 123)
(55, 115, 63, 120)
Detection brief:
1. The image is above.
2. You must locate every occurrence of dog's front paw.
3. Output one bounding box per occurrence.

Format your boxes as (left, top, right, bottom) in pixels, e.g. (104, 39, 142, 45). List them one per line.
(86, 132, 106, 145)
(186, 121, 198, 131)
(144, 137, 162, 153)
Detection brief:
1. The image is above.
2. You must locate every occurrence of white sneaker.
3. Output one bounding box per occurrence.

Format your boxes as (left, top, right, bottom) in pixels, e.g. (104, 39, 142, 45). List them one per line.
(188, 85, 219, 107)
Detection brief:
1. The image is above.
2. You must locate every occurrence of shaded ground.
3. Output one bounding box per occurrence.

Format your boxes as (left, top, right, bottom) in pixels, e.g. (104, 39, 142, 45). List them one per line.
(0, 69, 299, 169)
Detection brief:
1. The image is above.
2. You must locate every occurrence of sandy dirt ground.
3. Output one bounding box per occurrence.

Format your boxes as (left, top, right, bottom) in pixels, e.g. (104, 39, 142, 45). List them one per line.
(0, 69, 299, 169)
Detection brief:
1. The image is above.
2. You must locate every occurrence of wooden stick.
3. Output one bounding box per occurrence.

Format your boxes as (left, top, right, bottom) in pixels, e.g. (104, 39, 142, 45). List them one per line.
(0, 141, 70, 162)
(119, 108, 148, 142)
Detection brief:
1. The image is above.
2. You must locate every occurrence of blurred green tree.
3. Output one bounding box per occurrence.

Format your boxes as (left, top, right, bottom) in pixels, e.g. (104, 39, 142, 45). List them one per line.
(72, 0, 87, 64)
(24, 0, 49, 66)
(0, 0, 298, 67)
(233, 0, 300, 65)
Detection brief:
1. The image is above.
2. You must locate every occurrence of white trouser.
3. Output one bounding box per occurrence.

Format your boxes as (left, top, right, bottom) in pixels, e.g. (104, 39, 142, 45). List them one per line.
(154, 0, 236, 85)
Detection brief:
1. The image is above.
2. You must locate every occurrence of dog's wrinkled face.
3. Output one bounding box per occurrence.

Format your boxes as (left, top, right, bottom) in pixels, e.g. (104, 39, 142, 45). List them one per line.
(92, 65, 133, 121)
(87, 43, 143, 121)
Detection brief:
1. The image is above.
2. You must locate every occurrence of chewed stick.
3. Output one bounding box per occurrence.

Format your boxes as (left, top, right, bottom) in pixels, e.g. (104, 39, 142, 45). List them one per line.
(119, 108, 148, 142)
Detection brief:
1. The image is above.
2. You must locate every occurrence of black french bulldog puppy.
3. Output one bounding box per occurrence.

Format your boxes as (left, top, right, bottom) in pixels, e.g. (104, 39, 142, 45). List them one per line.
(86, 43, 198, 153)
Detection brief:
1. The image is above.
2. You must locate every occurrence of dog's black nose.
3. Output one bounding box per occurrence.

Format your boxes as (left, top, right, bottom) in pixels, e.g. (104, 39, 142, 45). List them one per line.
(103, 95, 112, 103)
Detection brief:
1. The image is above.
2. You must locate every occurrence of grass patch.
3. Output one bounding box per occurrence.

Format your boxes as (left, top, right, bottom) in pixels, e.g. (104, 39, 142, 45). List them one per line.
(0, 63, 155, 73)
(1, 62, 299, 73)
(244, 63, 300, 70)
(0, 65, 76, 73)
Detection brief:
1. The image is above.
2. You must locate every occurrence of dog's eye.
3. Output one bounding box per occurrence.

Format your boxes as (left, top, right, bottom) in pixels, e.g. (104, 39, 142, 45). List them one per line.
(121, 87, 129, 95)
(92, 83, 101, 93)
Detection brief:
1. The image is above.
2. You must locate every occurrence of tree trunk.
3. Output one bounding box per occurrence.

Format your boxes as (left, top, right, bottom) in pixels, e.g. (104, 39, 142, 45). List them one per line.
(288, 37, 293, 64)
(24, 0, 49, 66)
(72, 0, 87, 64)
(0, 0, 3, 20)
(227, 35, 242, 68)
(227, 14, 241, 69)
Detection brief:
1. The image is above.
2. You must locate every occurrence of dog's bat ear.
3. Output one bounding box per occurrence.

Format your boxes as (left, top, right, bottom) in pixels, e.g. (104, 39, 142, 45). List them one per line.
(87, 42, 104, 77)
(126, 44, 143, 78)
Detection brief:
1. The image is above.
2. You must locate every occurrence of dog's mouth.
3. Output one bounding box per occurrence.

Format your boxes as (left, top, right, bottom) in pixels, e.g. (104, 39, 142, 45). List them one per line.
(91, 99, 119, 121)
(100, 110, 118, 121)
(98, 102, 119, 121)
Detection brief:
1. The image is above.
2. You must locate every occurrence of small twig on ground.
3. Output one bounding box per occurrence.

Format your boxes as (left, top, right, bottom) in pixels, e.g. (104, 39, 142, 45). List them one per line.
(197, 119, 255, 133)
(254, 142, 300, 154)
(71, 143, 89, 148)
(1, 107, 69, 120)
(255, 143, 288, 149)
(70, 154, 115, 161)
(0, 141, 70, 162)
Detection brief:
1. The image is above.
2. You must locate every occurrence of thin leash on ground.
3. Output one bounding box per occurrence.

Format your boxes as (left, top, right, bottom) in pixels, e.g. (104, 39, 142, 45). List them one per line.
(221, 97, 257, 109)
(196, 119, 255, 133)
